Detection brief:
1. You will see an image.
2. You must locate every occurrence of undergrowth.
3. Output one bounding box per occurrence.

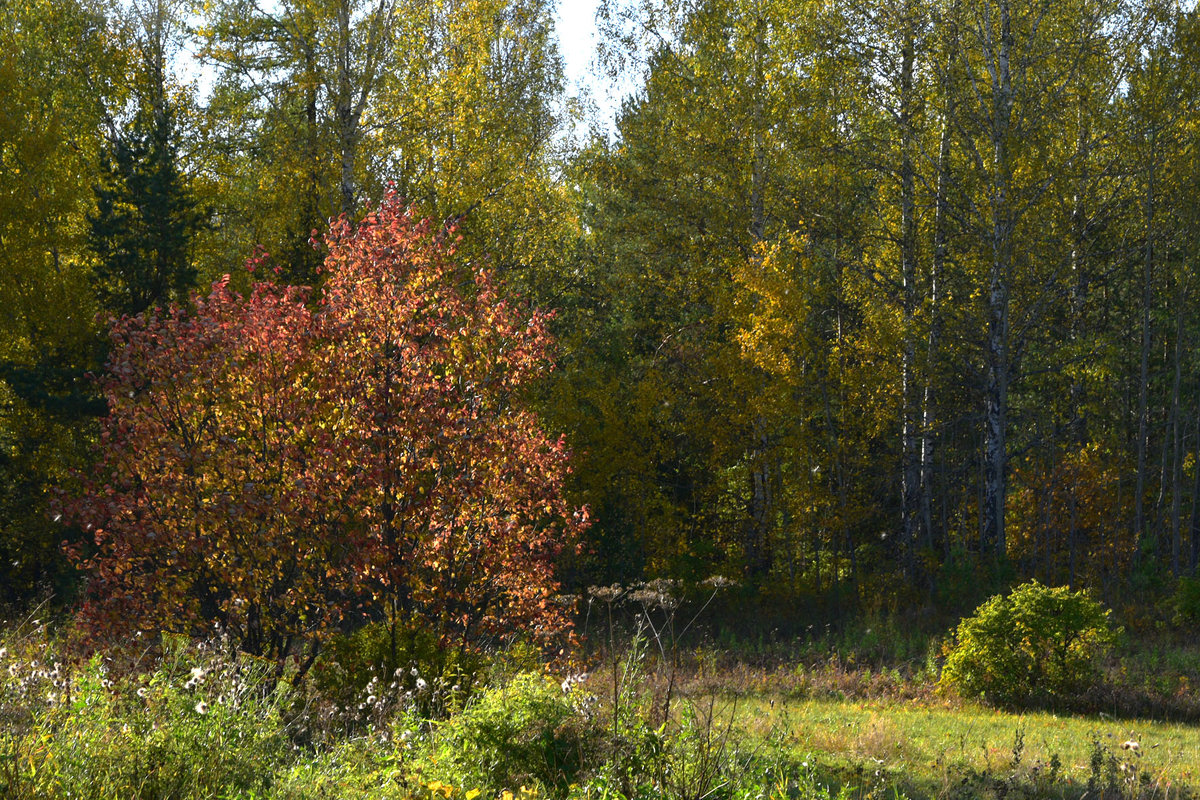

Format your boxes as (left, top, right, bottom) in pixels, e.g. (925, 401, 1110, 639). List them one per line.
(1, 588, 1198, 800)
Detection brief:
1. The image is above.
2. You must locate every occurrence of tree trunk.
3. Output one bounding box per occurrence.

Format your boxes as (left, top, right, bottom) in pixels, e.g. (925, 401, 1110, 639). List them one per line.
(1135, 139, 1156, 564)
(1170, 277, 1184, 576)
(981, 0, 1014, 562)
(336, 0, 358, 217)
(899, 4, 920, 583)
(923, 21, 957, 561)
(1190, 393, 1200, 576)
(744, 14, 774, 582)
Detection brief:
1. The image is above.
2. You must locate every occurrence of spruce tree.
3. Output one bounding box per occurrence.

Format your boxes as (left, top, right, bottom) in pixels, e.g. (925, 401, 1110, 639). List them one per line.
(89, 3, 202, 317)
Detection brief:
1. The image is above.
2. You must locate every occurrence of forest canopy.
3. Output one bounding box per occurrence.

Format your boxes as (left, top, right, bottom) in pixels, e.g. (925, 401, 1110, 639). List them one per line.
(4, 0, 1200, 633)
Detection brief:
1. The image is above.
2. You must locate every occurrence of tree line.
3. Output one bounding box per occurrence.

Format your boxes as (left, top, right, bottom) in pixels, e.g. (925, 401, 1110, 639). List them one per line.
(3, 0, 1200, 620)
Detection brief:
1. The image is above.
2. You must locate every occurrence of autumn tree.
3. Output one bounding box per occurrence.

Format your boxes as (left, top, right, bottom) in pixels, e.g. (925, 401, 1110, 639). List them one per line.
(0, 0, 122, 604)
(193, 0, 568, 292)
(68, 196, 583, 664)
(563, 0, 878, 598)
(316, 200, 586, 645)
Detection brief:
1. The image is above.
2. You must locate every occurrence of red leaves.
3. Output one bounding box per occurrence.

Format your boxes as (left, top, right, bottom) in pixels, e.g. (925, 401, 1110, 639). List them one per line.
(67, 194, 584, 660)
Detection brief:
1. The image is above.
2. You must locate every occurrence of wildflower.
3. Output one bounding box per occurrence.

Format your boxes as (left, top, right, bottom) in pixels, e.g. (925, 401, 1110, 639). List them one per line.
(184, 666, 207, 690)
(588, 583, 624, 603)
(560, 672, 588, 693)
(1122, 740, 1141, 755)
(137, 687, 148, 699)
(415, 677, 428, 693)
(195, 701, 209, 714)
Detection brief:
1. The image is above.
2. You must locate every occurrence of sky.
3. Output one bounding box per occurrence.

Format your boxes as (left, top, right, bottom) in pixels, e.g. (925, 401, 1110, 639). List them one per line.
(556, 0, 601, 91)
(555, 0, 632, 136)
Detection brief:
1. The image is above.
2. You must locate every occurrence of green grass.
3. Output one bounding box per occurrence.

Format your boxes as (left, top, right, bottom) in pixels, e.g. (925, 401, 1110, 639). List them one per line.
(5, 612, 1200, 800)
(734, 694, 1200, 795)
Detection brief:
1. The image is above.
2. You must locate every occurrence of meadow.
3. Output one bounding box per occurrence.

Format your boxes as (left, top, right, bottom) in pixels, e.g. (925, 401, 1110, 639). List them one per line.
(4, 595, 1200, 800)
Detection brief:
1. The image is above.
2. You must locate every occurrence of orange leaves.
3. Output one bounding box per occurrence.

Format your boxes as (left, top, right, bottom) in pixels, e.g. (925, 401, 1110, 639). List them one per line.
(1009, 445, 1136, 586)
(67, 194, 583, 661)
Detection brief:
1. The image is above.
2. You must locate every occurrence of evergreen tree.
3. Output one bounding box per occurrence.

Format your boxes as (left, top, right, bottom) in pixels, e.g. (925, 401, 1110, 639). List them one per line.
(89, 0, 203, 317)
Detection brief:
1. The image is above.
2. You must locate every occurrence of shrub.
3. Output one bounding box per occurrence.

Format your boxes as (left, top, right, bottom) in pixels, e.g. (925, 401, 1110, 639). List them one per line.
(311, 618, 482, 727)
(0, 633, 295, 799)
(416, 672, 593, 795)
(1171, 576, 1200, 625)
(940, 580, 1117, 707)
(66, 194, 585, 666)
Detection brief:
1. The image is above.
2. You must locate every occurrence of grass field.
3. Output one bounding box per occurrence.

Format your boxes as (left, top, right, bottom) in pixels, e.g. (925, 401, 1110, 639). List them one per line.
(743, 695, 1200, 794)
(577, 638, 1200, 800)
(5, 613, 1200, 799)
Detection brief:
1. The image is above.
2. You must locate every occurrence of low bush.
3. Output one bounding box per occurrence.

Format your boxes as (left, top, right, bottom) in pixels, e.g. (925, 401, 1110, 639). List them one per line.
(1172, 577, 1200, 626)
(0, 632, 295, 799)
(310, 618, 483, 729)
(414, 672, 594, 796)
(940, 580, 1118, 707)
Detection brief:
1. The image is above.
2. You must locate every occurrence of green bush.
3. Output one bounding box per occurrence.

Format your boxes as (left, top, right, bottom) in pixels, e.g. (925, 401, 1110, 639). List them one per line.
(1171, 576, 1200, 625)
(415, 672, 593, 796)
(311, 618, 480, 722)
(310, 622, 554, 739)
(1, 634, 295, 799)
(940, 581, 1117, 707)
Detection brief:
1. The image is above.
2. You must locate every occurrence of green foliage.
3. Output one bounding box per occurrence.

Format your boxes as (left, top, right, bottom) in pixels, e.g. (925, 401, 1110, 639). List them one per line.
(88, 43, 203, 317)
(0, 0, 119, 608)
(416, 672, 593, 796)
(940, 581, 1118, 707)
(0, 632, 294, 799)
(1171, 577, 1200, 625)
(311, 618, 485, 723)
